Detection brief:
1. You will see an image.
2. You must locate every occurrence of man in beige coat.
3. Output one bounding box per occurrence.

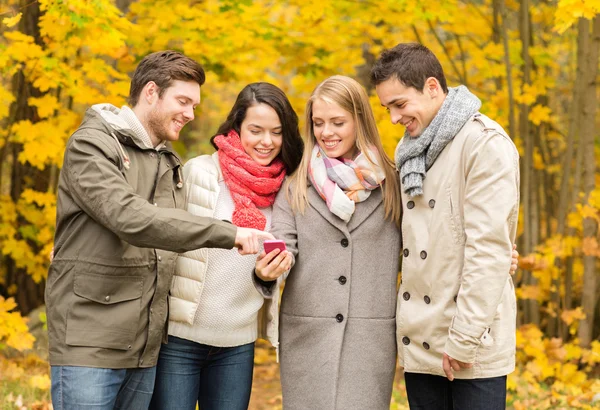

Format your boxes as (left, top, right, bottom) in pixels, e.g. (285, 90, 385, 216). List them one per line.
(372, 43, 520, 409)
(46, 51, 271, 410)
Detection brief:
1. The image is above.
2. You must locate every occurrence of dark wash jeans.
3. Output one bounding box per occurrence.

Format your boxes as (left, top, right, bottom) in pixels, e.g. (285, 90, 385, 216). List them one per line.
(405, 372, 507, 410)
(50, 365, 156, 410)
(149, 335, 255, 410)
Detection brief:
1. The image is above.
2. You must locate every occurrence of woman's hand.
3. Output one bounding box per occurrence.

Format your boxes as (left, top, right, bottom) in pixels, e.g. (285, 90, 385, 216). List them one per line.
(510, 244, 519, 275)
(255, 249, 293, 281)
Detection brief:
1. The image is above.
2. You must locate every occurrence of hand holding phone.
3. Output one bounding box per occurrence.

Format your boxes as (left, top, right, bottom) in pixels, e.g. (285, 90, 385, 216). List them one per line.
(256, 239, 292, 282)
(263, 239, 287, 254)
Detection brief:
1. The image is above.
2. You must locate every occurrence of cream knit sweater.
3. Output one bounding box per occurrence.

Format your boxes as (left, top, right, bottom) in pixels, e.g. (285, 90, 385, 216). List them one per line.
(168, 180, 272, 347)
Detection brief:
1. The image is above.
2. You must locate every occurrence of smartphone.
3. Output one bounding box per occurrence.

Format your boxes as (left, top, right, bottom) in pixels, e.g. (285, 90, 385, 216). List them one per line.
(264, 239, 287, 254)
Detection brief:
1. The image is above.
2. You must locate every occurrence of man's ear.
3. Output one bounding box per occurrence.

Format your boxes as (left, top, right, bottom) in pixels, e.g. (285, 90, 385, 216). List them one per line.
(424, 77, 441, 98)
(141, 81, 159, 105)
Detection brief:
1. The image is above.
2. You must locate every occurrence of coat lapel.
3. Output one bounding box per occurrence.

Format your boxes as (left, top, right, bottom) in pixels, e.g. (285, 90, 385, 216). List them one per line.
(307, 186, 349, 234)
(347, 188, 383, 232)
(307, 185, 384, 233)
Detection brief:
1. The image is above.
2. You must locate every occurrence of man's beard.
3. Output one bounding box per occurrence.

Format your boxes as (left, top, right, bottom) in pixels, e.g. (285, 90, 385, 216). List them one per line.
(147, 107, 172, 142)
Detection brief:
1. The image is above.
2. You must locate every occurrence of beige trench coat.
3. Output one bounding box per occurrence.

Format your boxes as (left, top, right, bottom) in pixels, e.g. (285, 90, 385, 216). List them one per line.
(397, 112, 520, 378)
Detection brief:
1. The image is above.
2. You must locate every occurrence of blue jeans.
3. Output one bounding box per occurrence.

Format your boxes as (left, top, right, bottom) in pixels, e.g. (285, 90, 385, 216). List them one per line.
(149, 336, 255, 410)
(404, 372, 507, 410)
(50, 365, 156, 410)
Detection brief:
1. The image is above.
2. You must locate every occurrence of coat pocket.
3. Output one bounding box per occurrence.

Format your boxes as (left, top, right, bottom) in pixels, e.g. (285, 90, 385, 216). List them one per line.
(445, 185, 466, 245)
(66, 272, 143, 350)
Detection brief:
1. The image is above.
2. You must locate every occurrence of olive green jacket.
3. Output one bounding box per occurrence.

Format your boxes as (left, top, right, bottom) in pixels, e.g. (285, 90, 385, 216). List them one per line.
(46, 104, 237, 369)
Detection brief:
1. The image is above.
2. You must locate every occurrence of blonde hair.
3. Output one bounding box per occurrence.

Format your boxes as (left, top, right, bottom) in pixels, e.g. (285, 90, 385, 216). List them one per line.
(287, 75, 401, 225)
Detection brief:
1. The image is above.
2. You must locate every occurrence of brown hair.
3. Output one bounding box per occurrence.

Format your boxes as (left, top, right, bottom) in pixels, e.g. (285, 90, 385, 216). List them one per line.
(211, 82, 304, 174)
(370, 43, 448, 93)
(128, 50, 206, 107)
(287, 75, 401, 226)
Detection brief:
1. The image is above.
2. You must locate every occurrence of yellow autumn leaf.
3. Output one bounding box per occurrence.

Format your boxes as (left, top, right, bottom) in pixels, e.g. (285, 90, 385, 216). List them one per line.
(557, 363, 587, 385)
(0, 360, 25, 381)
(561, 307, 586, 326)
(533, 148, 545, 170)
(564, 343, 583, 361)
(3, 12, 22, 28)
(507, 371, 519, 391)
(29, 374, 51, 391)
(517, 285, 542, 300)
(582, 340, 600, 365)
(587, 188, 600, 209)
(28, 94, 61, 119)
(528, 104, 552, 125)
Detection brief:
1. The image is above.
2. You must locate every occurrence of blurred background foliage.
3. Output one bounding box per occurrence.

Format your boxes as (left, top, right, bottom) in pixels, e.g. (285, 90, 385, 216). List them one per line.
(1, 0, 600, 408)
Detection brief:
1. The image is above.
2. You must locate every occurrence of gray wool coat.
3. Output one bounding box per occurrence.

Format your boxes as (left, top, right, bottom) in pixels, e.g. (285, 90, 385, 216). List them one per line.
(271, 183, 401, 410)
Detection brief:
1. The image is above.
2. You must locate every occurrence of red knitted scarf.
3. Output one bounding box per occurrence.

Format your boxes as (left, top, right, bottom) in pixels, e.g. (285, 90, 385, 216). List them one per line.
(213, 130, 286, 230)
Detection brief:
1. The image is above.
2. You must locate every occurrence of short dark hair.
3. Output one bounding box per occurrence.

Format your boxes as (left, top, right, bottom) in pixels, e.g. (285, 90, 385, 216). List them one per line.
(128, 50, 206, 107)
(212, 82, 304, 174)
(370, 43, 448, 93)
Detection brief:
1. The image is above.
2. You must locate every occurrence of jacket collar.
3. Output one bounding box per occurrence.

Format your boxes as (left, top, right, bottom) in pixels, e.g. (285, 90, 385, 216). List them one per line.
(212, 152, 224, 182)
(307, 185, 383, 233)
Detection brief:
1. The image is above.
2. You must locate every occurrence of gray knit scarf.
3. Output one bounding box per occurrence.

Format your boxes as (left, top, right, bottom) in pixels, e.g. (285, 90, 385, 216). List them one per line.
(395, 86, 481, 197)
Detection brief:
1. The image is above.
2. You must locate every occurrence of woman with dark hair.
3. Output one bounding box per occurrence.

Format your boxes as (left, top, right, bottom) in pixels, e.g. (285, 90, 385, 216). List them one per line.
(150, 82, 303, 410)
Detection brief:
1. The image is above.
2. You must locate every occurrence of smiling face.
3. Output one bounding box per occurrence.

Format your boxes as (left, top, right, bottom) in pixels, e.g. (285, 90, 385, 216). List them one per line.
(145, 79, 200, 145)
(239, 103, 283, 166)
(375, 77, 444, 138)
(311, 98, 357, 160)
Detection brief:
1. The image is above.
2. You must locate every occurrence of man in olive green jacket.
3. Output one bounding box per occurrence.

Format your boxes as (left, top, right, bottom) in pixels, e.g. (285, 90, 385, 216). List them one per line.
(46, 51, 272, 410)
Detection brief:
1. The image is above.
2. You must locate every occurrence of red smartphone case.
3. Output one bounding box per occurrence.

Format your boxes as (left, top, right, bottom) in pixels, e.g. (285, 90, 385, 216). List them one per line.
(264, 240, 286, 254)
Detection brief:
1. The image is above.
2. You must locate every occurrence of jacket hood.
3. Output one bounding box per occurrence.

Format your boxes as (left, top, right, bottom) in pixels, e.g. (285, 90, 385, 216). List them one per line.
(83, 104, 143, 148)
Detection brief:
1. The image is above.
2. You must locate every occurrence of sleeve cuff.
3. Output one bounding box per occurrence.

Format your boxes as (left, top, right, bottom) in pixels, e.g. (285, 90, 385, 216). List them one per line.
(253, 270, 277, 298)
(444, 317, 490, 363)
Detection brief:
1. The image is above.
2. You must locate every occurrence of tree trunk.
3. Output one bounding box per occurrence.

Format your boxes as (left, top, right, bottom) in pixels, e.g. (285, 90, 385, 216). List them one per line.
(553, 18, 587, 339)
(3, 0, 47, 315)
(499, 0, 516, 139)
(519, 0, 540, 325)
(578, 16, 600, 347)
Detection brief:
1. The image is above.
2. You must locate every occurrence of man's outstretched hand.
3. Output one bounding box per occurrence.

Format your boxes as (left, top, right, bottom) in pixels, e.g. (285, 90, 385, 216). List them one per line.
(234, 227, 275, 255)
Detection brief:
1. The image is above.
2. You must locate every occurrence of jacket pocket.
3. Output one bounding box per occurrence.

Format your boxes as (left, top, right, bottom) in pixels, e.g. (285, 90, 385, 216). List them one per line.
(66, 272, 143, 350)
(446, 185, 466, 245)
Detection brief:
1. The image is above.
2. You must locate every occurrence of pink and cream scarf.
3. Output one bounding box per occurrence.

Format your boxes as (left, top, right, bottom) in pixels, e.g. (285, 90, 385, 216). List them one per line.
(308, 145, 386, 222)
(213, 130, 286, 230)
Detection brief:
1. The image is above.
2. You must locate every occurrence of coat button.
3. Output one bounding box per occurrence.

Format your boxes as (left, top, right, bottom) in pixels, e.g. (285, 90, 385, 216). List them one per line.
(340, 238, 349, 247)
(338, 276, 347, 285)
(423, 342, 430, 350)
(105, 295, 110, 302)
(149, 152, 155, 158)
(424, 295, 431, 304)
(128, 345, 132, 349)
(140, 359, 144, 365)
(403, 249, 409, 257)
(336, 314, 344, 323)
(158, 255, 162, 261)
(420, 250, 427, 259)
(402, 336, 410, 345)
(154, 203, 158, 206)
(403, 292, 410, 301)
(407, 201, 415, 209)
(429, 199, 436, 208)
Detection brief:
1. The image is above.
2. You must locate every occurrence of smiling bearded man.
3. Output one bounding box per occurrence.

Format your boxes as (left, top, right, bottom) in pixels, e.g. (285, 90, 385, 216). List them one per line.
(46, 51, 273, 410)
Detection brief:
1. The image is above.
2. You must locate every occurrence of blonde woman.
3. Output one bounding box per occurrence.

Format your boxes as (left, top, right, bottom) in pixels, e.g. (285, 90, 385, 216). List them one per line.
(257, 75, 402, 409)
